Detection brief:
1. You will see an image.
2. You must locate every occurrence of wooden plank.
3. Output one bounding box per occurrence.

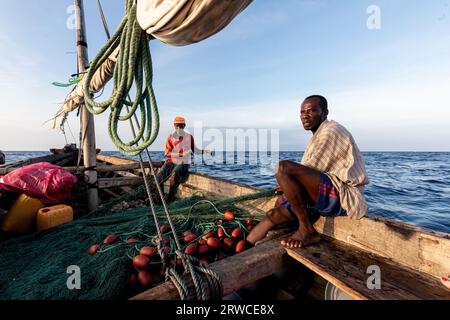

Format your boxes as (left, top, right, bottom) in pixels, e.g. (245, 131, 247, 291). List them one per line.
(177, 173, 260, 199)
(120, 186, 133, 193)
(115, 170, 140, 178)
(131, 234, 289, 300)
(53, 158, 73, 167)
(97, 154, 135, 165)
(286, 237, 450, 300)
(98, 177, 143, 189)
(314, 216, 450, 277)
(96, 155, 163, 177)
(102, 189, 120, 199)
(178, 184, 276, 214)
(49, 147, 98, 154)
(59, 162, 163, 174)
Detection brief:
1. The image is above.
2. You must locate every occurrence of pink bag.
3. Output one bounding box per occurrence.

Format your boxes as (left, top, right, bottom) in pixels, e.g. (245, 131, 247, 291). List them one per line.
(0, 162, 78, 204)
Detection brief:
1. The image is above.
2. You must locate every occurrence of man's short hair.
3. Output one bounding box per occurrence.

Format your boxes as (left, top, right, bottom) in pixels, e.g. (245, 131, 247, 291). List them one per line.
(305, 95, 328, 111)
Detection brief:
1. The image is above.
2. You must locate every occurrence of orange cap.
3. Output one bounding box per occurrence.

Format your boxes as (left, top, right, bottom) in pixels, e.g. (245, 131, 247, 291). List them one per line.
(174, 117, 186, 124)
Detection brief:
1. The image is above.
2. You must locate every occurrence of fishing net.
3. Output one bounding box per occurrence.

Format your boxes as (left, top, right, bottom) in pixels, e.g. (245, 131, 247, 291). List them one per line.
(0, 180, 273, 300)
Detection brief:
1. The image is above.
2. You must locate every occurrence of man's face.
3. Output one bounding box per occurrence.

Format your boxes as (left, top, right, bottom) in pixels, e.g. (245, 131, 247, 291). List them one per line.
(174, 124, 186, 130)
(300, 98, 327, 131)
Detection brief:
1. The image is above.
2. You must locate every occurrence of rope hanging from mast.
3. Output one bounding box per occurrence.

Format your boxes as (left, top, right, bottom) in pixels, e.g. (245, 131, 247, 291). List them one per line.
(84, 0, 158, 157)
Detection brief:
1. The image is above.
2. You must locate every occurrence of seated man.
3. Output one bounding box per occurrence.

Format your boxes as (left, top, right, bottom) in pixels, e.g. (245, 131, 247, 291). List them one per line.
(0, 151, 5, 165)
(158, 117, 211, 201)
(248, 95, 369, 248)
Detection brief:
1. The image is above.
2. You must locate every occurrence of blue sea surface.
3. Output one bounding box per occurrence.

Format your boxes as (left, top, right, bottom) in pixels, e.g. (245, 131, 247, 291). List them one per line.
(3, 151, 450, 233)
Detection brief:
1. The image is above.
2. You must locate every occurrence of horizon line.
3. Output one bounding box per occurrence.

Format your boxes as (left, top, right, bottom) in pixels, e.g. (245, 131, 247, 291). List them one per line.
(2, 150, 450, 153)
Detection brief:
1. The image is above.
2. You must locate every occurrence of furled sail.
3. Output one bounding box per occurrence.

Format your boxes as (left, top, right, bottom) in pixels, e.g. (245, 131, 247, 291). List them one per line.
(53, 48, 119, 130)
(137, 0, 253, 46)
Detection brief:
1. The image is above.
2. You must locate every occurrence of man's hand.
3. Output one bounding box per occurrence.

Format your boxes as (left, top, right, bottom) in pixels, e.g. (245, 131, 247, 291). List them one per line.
(179, 150, 192, 158)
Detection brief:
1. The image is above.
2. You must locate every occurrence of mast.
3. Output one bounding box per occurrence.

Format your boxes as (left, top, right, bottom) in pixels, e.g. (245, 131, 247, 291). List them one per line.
(75, 0, 98, 211)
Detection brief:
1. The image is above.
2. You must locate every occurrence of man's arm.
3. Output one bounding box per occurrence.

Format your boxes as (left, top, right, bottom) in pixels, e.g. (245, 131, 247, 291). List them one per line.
(164, 136, 174, 157)
(190, 136, 211, 155)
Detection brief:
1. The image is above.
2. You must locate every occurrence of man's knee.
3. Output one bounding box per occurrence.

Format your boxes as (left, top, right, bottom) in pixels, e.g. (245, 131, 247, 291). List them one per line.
(276, 160, 306, 180)
(267, 206, 289, 224)
(276, 160, 292, 176)
(174, 165, 189, 177)
(276, 160, 312, 177)
(267, 208, 278, 223)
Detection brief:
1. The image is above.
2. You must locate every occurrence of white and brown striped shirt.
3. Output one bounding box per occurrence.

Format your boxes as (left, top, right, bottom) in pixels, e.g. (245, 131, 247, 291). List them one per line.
(301, 120, 369, 219)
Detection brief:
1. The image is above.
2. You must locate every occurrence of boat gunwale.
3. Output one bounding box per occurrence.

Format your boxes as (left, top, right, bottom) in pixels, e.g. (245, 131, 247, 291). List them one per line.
(186, 172, 450, 240)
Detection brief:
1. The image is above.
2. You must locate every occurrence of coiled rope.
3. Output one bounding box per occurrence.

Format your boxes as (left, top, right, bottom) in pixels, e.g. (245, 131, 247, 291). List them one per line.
(84, 0, 158, 156)
(168, 253, 223, 301)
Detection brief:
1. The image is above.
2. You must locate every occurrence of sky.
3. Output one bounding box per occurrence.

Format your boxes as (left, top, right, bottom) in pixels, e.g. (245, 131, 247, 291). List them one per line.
(0, 0, 449, 151)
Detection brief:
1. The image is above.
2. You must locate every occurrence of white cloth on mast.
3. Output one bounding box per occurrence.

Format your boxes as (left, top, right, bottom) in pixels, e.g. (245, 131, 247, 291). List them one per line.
(137, 0, 253, 46)
(52, 48, 119, 130)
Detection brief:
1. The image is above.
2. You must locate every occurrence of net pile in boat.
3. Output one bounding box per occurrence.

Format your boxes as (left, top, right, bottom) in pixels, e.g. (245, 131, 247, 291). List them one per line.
(0, 185, 272, 300)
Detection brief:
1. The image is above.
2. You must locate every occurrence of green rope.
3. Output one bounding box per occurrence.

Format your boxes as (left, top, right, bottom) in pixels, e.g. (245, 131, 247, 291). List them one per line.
(83, 0, 159, 156)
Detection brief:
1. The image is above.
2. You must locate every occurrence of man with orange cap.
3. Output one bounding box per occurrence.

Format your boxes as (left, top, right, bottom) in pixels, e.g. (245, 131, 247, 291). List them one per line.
(158, 117, 211, 201)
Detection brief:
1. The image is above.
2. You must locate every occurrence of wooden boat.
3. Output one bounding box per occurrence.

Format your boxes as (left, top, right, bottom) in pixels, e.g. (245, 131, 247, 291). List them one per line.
(3, 1, 447, 302)
(1, 149, 449, 300)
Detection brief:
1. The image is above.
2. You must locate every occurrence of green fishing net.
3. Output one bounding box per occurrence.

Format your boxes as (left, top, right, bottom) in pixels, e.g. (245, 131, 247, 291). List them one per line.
(0, 181, 272, 300)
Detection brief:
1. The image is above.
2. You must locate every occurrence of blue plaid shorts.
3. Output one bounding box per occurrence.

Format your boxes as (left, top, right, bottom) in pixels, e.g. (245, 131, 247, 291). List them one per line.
(281, 173, 346, 227)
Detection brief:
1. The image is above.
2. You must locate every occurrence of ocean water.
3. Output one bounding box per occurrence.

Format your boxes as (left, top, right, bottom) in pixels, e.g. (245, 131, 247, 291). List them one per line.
(3, 151, 450, 234)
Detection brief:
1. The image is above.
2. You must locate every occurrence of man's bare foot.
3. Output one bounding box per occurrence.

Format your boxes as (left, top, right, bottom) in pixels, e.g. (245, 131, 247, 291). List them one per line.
(281, 230, 321, 248)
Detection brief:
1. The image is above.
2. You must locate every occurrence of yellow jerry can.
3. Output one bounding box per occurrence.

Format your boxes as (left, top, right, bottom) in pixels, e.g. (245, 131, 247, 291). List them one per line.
(1, 194, 45, 233)
(37, 205, 73, 232)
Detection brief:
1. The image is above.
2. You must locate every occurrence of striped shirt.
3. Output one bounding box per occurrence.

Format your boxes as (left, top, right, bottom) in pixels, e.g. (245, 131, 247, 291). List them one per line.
(301, 120, 369, 219)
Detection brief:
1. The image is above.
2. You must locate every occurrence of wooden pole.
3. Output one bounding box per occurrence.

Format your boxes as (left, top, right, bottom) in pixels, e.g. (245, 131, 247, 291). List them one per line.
(75, 0, 98, 211)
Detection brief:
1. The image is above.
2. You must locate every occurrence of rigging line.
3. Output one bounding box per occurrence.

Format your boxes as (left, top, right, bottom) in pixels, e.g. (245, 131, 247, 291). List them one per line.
(95, 0, 176, 248)
(99, 5, 180, 250)
(95, 0, 173, 265)
(62, 126, 69, 145)
(97, 0, 111, 39)
(66, 119, 77, 144)
(76, 107, 88, 169)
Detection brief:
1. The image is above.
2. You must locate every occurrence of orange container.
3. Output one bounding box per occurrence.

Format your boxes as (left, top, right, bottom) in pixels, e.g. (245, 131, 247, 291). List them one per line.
(37, 205, 73, 232)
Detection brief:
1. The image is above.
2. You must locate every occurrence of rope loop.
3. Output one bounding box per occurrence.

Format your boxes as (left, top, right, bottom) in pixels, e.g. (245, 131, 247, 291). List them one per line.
(83, 0, 159, 156)
(168, 251, 223, 300)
